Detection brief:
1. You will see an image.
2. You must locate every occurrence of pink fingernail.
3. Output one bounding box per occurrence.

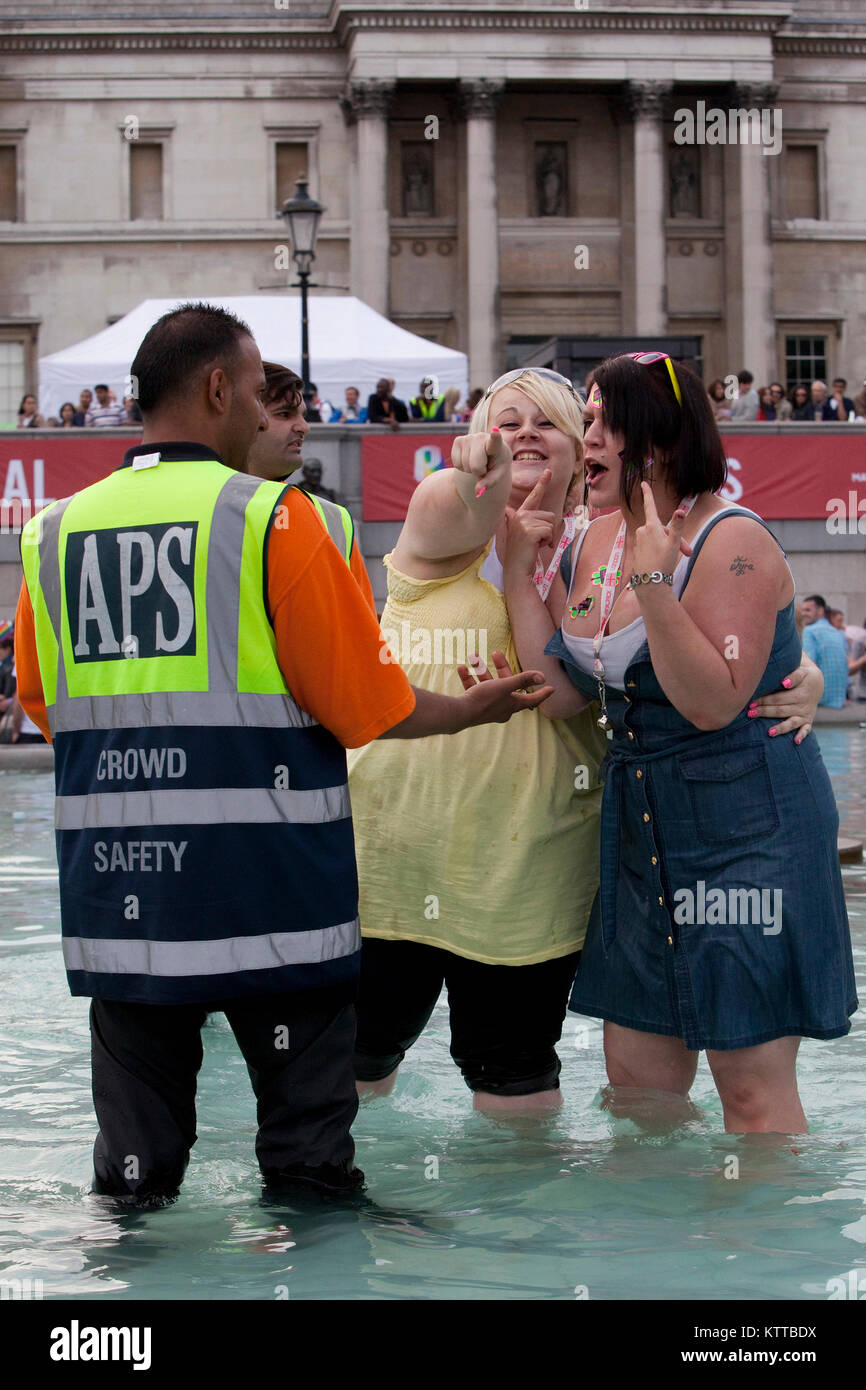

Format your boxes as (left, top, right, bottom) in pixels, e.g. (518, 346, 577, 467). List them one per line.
(781, 677, 792, 689)
(795, 735, 803, 745)
(748, 701, 758, 710)
(475, 485, 487, 498)
(768, 727, 777, 737)
(747, 709, 757, 718)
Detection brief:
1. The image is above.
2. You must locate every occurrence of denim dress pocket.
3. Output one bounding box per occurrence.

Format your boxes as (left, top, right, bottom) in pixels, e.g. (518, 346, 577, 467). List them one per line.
(677, 745, 780, 845)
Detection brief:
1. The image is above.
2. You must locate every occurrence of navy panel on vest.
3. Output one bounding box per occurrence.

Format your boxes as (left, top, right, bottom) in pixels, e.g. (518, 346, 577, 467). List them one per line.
(53, 723, 348, 796)
(56, 819, 359, 939)
(65, 954, 361, 1006)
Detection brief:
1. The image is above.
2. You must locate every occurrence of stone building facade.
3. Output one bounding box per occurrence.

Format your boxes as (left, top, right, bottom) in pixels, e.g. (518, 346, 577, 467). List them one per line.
(0, 0, 865, 416)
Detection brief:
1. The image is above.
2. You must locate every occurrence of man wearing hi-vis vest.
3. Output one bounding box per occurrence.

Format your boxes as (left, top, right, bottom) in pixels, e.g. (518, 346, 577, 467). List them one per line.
(409, 377, 447, 422)
(15, 302, 551, 1208)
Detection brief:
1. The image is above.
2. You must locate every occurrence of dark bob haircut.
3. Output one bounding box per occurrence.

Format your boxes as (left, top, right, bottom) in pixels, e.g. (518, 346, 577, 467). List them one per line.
(130, 302, 253, 415)
(262, 361, 304, 411)
(592, 353, 727, 511)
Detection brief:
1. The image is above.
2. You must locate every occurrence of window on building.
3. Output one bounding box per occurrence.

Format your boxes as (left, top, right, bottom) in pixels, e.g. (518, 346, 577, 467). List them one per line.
(129, 143, 163, 220)
(0, 339, 27, 426)
(784, 335, 827, 392)
(783, 145, 820, 220)
(0, 146, 18, 221)
(275, 142, 309, 209)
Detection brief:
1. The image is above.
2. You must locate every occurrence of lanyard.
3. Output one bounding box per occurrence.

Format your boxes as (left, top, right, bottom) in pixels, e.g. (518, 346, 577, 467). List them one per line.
(590, 495, 697, 734)
(534, 511, 578, 601)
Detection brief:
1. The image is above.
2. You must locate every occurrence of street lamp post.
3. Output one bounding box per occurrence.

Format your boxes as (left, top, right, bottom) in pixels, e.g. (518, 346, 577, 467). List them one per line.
(278, 176, 326, 414)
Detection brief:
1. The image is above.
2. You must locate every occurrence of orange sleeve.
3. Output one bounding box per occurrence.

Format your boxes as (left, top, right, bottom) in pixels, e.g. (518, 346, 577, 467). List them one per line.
(349, 533, 377, 615)
(266, 493, 415, 747)
(14, 580, 51, 742)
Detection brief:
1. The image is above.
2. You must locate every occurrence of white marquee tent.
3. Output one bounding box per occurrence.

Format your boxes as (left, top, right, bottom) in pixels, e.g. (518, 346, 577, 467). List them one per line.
(38, 295, 469, 419)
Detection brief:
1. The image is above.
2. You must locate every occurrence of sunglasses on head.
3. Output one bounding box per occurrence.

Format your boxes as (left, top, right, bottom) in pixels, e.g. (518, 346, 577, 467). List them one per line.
(623, 351, 683, 407)
(482, 367, 581, 401)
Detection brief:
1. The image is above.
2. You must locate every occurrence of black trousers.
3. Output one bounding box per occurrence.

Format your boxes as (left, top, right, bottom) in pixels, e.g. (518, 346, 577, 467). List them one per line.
(89, 987, 361, 1205)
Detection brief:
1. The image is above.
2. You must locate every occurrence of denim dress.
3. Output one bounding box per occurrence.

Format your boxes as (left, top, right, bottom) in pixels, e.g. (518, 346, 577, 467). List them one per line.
(548, 507, 857, 1051)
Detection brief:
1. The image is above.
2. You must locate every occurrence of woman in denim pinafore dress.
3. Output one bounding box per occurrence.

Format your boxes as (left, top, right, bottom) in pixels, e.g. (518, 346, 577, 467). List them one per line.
(503, 352, 857, 1133)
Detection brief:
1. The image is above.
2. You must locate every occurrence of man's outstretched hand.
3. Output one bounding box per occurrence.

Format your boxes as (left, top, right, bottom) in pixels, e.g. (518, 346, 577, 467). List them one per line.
(455, 650, 553, 725)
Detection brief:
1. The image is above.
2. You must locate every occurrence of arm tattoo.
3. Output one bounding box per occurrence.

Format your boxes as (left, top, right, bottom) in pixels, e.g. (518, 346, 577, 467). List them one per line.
(730, 555, 754, 576)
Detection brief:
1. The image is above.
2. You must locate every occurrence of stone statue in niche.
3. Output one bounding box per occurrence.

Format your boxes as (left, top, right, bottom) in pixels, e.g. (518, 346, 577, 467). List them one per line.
(402, 144, 434, 216)
(669, 149, 700, 217)
(535, 143, 568, 216)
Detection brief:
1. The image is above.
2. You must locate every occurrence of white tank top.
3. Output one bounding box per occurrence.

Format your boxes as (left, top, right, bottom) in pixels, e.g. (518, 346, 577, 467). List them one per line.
(559, 506, 751, 690)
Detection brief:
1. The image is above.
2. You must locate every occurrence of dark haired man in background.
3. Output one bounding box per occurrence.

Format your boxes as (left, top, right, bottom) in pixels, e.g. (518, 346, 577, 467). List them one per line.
(14, 302, 550, 1209)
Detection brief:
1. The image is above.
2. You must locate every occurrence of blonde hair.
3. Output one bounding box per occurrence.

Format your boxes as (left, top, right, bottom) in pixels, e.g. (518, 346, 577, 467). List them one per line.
(469, 370, 584, 503)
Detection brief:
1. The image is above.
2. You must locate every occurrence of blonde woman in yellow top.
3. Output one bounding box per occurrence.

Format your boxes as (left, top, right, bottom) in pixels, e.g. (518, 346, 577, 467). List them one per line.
(347, 369, 607, 1112)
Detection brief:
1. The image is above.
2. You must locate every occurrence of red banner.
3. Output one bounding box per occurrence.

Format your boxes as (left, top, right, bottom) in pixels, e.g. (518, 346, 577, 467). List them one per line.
(0, 434, 137, 523)
(362, 431, 866, 523)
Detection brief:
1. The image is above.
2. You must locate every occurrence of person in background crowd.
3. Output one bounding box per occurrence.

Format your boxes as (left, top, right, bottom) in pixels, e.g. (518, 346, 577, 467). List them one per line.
(331, 387, 368, 424)
(801, 594, 850, 708)
(409, 377, 447, 422)
(825, 377, 855, 421)
(706, 379, 732, 422)
(87, 384, 127, 428)
(443, 386, 462, 422)
(846, 625, 866, 702)
(831, 610, 866, 702)
(17, 394, 45, 428)
(757, 386, 775, 421)
(0, 621, 15, 718)
(852, 379, 866, 419)
(124, 395, 143, 424)
(769, 382, 792, 420)
(300, 460, 339, 504)
(72, 389, 93, 426)
(50, 402, 78, 429)
(456, 388, 484, 423)
(367, 377, 408, 427)
(728, 369, 759, 421)
(790, 383, 811, 420)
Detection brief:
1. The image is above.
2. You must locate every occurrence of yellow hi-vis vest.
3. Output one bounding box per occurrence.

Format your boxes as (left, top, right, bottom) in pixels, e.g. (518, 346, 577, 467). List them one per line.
(20, 447, 360, 1004)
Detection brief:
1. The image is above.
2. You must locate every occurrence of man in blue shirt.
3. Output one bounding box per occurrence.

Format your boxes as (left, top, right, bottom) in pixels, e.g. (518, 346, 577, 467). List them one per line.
(801, 594, 850, 707)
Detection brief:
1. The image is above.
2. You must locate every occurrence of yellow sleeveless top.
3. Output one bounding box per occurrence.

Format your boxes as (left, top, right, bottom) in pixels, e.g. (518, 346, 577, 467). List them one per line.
(346, 544, 605, 964)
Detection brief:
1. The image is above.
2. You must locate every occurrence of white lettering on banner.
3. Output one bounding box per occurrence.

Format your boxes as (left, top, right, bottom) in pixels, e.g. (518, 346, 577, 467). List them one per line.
(96, 748, 187, 781)
(93, 840, 188, 873)
(719, 457, 743, 504)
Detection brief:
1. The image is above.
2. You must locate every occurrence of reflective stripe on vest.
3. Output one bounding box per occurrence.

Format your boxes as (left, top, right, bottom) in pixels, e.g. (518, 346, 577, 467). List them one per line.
(21, 458, 360, 1003)
(298, 488, 354, 564)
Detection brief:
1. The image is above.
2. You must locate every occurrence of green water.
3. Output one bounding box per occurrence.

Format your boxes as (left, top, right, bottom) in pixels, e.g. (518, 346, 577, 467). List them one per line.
(0, 728, 864, 1301)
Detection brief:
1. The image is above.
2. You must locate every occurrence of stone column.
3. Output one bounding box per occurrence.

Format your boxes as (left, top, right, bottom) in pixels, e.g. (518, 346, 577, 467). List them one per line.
(458, 79, 504, 388)
(610, 82, 671, 337)
(341, 81, 394, 314)
(723, 83, 777, 383)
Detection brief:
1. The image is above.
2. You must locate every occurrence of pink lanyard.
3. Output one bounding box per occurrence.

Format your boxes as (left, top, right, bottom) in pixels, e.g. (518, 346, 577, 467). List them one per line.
(592, 521, 628, 677)
(534, 511, 578, 601)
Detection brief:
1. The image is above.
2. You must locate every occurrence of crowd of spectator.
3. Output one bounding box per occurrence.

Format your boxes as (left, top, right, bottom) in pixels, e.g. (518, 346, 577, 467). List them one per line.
(17, 386, 142, 429)
(709, 372, 865, 423)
